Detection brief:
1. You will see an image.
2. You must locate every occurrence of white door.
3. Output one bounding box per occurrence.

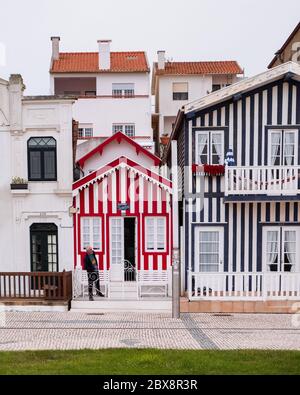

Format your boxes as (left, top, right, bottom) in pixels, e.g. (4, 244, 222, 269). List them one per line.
(110, 217, 124, 281)
(196, 227, 224, 272)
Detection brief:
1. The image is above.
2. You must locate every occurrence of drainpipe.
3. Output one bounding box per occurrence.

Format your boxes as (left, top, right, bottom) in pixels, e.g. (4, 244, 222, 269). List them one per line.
(171, 140, 180, 318)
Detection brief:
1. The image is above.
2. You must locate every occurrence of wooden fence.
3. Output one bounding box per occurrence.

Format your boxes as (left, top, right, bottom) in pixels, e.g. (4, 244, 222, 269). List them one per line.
(0, 271, 73, 301)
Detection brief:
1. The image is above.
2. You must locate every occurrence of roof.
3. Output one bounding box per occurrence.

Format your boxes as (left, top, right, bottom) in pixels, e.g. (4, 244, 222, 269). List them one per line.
(73, 156, 172, 193)
(50, 52, 150, 73)
(268, 22, 300, 68)
(77, 131, 161, 168)
(163, 61, 300, 162)
(153, 60, 243, 76)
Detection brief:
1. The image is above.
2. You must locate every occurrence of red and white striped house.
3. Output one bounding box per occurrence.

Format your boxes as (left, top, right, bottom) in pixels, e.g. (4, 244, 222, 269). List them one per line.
(72, 132, 172, 294)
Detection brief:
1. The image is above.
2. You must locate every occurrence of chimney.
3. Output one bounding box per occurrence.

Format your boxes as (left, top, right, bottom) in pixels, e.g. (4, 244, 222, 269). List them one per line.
(51, 36, 60, 61)
(157, 50, 166, 70)
(8, 74, 25, 132)
(98, 39, 112, 70)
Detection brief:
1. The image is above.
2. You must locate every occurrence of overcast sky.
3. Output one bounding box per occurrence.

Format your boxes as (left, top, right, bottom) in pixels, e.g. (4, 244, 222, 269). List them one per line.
(0, 0, 299, 95)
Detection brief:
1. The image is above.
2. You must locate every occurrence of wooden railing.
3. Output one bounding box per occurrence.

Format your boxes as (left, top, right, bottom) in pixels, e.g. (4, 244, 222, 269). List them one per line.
(0, 271, 73, 301)
(188, 271, 300, 301)
(225, 166, 300, 196)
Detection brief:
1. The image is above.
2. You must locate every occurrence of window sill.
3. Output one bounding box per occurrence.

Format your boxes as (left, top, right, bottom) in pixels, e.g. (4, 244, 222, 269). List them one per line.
(11, 189, 30, 196)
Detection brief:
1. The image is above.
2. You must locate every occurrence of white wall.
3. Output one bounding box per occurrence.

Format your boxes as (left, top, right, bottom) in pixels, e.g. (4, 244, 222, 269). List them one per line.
(0, 77, 75, 272)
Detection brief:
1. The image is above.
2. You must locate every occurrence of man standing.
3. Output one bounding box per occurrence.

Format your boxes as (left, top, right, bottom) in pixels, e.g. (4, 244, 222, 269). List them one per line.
(84, 246, 105, 301)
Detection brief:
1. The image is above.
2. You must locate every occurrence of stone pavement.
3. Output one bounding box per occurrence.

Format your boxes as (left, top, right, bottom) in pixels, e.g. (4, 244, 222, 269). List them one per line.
(0, 312, 299, 351)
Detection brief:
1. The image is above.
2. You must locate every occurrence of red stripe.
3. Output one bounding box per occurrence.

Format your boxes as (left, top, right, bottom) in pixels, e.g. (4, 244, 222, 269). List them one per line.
(89, 184, 94, 214)
(107, 174, 112, 214)
(134, 174, 139, 214)
(143, 254, 148, 271)
(98, 180, 103, 214)
(162, 255, 167, 270)
(152, 183, 158, 213)
(80, 190, 85, 214)
(73, 197, 77, 268)
(143, 178, 148, 214)
(161, 189, 167, 213)
(116, 169, 120, 208)
(153, 255, 158, 270)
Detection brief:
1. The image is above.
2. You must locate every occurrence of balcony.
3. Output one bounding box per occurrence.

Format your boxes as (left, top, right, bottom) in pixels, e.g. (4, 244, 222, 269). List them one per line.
(225, 165, 300, 200)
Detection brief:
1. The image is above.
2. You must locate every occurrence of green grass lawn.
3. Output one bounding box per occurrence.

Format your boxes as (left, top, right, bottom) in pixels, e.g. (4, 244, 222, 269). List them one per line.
(0, 349, 300, 375)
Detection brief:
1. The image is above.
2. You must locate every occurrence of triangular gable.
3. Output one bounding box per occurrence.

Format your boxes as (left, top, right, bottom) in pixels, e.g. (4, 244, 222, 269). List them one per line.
(73, 156, 172, 195)
(77, 131, 161, 167)
(184, 61, 300, 114)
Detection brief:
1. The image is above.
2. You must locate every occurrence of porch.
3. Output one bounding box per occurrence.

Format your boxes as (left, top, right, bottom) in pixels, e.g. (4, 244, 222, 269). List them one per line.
(225, 165, 300, 198)
(188, 271, 300, 301)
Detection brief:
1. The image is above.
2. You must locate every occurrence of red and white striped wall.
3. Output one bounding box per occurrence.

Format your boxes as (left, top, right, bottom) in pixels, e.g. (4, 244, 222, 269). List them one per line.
(72, 157, 173, 272)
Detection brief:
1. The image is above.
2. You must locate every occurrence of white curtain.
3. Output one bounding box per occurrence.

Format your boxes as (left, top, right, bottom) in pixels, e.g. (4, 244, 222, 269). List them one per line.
(267, 231, 278, 265)
(284, 231, 296, 265)
(271, 133, 281, 165)
(199, 231, 219, 272)
(284, 133, 295, 166)
(212, 133, 223, 164)
(197, 133, 208, 164)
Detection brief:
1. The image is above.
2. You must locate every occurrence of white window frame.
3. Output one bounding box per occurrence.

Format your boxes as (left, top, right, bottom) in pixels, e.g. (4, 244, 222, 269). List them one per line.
(112, 83, 135, 97)
(81, 217, 102, 252)
(145, 217, 167, 252)
(112, 123, 135, 137)
(268, 129, 298, 166)
(195, 130, 224, 165)
(263, 226, 300, 272)
(78, 124, 93, 139)
(194, 227, 224, 273)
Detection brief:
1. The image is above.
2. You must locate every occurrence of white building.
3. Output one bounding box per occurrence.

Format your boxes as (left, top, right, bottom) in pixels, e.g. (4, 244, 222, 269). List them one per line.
(152, 51, 244, 141)
(49, 37, 154, 152)
(0, 74, 75, 272)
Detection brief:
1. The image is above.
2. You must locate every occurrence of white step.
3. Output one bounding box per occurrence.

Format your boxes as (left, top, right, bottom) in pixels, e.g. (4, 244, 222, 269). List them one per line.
(71, 299, 172, 313)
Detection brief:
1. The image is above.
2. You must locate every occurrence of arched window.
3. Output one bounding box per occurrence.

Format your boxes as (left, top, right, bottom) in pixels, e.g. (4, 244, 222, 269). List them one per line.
(28, 137, 57, 181)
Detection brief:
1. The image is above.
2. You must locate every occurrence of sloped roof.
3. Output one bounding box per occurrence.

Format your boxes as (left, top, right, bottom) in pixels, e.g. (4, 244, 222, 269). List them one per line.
(268, 22, 300, 68)
(50, 52, 150, 73)
(77, 131, 161, 167)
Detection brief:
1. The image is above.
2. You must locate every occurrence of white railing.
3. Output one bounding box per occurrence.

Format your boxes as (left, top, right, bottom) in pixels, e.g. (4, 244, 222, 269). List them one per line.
(225, 166, 300, 196)
(188, 271, 300, 301)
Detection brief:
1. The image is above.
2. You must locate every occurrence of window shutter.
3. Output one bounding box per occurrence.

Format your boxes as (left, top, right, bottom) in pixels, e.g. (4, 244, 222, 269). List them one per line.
(44, 151, 56, 179)
(173, 82, 188, 93)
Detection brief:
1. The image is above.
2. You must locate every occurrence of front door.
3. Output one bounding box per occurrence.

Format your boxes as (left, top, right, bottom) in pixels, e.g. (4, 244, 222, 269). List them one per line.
(30, 223, 58, 272)
(109, 217, 136, 282)
(195, 227, 224, 272)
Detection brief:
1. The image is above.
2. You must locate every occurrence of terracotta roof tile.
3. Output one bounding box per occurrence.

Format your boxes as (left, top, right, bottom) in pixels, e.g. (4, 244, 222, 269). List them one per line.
(154, 61, 243, 76)
(51, 52, 149, 73)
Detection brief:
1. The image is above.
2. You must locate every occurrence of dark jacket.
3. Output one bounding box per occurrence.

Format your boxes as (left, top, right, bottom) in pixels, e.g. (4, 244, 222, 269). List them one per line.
(84, 252, 99, 272)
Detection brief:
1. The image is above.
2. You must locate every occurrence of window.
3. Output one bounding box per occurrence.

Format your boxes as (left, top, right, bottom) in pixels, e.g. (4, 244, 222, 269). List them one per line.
(145, 217, 166, 252)
(81, 217, 101, 251)
(112, 124, 135, 137)
(265, 227, 299, 272)
(195, 227, 223, 272)
(268, 129, 298, 166)
(196, 130, 224, 165)
(28, 137, 57, 181)
(172, 82, 188, 100)
(112, 83, 135, 97)
(78, 125, 94, 139)
(212, 84, 221, 92)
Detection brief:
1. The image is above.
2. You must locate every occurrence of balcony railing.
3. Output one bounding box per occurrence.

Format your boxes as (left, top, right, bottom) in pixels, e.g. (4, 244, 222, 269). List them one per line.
(225, 166, 300, 196)
(188, 271, 300, 301)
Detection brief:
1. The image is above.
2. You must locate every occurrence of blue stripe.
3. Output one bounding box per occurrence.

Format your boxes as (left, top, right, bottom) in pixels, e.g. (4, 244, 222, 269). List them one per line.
(240, 204, 245, 272)
(258, 91, 263, 165)
(277, 82, 283, 125)
(249, 203, 253, 272)
(296, 82, 300, 124)
(276, 202, 280, 222)
(233, 102, 238, 164)
(286, 202, 290, 222)
(294, 202, 298, 222)
(266, 203, 270, 222)
(217, 108, 221, 126)
(224, 204, 229, 272)
(225, 104, 230, 151)
(249, 95, 254, 166)
(257, 203, 262, 271)
(288, 82, 293, 125)
(232, 204, 237, 272)
(241, 97, 246, 166)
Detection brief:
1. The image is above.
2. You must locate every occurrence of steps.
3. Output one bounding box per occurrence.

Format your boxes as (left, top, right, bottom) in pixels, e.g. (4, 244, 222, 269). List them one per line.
(71, 299, 172, 313)
(109, 281, 138, 300)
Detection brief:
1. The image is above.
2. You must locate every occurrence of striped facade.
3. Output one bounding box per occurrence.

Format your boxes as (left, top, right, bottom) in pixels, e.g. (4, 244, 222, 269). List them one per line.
(73, 157, 172, 274)
(180, 71, 300, 287)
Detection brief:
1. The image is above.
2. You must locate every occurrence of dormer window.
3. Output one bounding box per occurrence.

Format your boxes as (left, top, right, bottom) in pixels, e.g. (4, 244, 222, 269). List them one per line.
(28, 137, 57, 181)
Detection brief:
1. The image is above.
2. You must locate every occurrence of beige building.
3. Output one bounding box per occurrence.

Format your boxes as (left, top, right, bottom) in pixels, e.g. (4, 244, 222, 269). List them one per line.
(268, 21, 300, 68)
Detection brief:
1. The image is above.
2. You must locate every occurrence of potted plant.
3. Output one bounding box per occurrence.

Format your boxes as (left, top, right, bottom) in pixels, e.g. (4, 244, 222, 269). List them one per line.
(160, 133, 170, 146)
(10, 177, 28, 190)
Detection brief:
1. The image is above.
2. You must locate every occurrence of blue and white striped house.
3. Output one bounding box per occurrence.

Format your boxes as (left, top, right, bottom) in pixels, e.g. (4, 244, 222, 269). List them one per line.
(167, 62, 300, 311)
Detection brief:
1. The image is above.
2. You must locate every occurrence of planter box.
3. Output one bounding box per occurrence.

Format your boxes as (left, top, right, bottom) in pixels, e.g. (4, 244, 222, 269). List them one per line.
(284, 264, 293, 272)
(269, 264, 278, 272)
(10, 183, 28, 190)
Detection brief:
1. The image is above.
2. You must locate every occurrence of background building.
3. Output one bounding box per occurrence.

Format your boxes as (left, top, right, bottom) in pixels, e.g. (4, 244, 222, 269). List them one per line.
(49, 37, 154, 152)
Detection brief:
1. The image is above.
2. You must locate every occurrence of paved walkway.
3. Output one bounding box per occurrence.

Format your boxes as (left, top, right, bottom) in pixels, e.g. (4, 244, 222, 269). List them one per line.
(0, 312, 300, 351)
